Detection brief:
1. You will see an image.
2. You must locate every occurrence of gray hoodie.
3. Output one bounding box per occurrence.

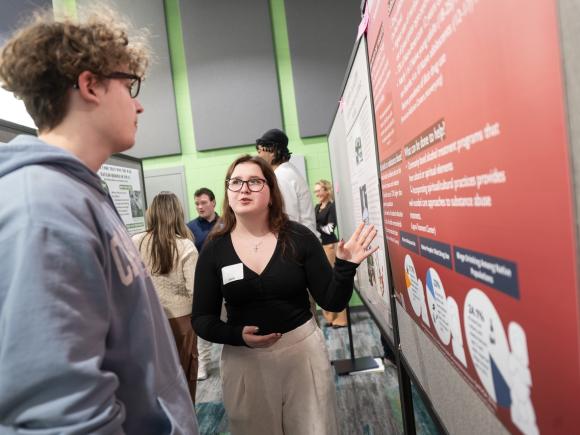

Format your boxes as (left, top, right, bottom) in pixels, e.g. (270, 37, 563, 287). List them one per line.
(0, 136, 199, 434)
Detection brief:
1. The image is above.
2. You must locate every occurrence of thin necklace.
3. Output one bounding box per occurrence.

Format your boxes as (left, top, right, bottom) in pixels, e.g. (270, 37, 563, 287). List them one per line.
(253, 239, 264, 252)
(249, 233, 274, 252)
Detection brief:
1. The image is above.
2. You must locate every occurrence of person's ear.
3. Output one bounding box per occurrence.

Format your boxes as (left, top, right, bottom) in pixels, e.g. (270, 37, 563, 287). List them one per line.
(75, 70, 101, 104)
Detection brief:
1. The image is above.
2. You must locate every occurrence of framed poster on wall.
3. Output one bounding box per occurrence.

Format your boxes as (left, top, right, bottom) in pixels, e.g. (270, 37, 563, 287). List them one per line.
(98, 154, 147, 236)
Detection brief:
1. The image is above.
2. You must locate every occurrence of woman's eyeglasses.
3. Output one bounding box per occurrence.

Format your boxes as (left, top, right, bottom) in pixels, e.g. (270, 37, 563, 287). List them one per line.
(226, 178, 267, 192)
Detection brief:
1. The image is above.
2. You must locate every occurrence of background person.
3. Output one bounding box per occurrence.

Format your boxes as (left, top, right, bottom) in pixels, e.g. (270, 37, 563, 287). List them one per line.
(192, 155, 377, 434)
(0, 8, 198, 434)
(256, 128, 320, 323)
(186, 187, 220, 380)
(133, 192, 199, 404)
(256, 128, 317, 236)
(314, 179, 348, 328)
(187, 187, 220, 253)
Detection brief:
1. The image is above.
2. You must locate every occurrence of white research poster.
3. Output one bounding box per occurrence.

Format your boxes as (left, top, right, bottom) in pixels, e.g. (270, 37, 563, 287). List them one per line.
(342, 37, 393, 339)
(98, 164, 146, 235)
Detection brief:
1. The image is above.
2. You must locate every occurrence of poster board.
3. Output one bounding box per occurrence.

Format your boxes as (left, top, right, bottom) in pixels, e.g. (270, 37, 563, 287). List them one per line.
(328, 37, 394, 342)
(366, 0, 580, 434)
(328, 104, 357, 244)
(98, 154, 147, 236)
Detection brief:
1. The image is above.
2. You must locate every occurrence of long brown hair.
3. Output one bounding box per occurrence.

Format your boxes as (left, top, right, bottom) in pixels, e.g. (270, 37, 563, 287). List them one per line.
(141, 191, 193, 275)
(211, 155, 289, 242)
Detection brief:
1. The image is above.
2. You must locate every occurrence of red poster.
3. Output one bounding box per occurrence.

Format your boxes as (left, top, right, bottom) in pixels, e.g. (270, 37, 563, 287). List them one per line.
(366, 0, 580, 434)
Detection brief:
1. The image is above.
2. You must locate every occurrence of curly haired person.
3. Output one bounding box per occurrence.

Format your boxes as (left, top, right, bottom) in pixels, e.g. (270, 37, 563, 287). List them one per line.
(0, 8, 199, 434)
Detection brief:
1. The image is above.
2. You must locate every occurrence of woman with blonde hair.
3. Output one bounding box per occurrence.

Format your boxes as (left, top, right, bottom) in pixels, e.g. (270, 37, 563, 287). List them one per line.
(132, 192, 199, 404)
(314, 179, 348, 328)
(192, 155, 377, 434)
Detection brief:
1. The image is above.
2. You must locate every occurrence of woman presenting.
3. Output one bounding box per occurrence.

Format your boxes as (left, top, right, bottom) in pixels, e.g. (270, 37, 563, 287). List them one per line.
(192, 155, 377, 435)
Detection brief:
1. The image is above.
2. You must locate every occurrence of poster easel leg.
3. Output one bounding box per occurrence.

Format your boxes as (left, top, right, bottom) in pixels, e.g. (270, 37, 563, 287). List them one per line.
(331, 305, 379, 375)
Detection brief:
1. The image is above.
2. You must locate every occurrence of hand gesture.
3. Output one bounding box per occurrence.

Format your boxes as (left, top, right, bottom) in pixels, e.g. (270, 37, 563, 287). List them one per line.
(242, 326, 282, 348)
(336, 222, 378, 264)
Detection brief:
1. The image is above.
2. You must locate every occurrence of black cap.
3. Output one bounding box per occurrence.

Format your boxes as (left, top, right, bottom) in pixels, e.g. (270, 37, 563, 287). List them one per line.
(256, 128, 288, 148)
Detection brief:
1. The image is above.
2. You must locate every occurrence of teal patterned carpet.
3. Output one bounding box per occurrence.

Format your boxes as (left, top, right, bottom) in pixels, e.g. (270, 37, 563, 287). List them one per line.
(194, 311, 440, 435)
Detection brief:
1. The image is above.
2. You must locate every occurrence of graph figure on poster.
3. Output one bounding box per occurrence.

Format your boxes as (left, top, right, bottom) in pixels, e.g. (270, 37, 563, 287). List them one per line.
(371, 249, 387, 300)
(426, 267, 467, 366)
(464, 288, 538, 435)
(509, 323, 539, 435)
(129, 189, 144, 218)
(367, 251, 376, 287)
(359, 184, 369, 223)
(404, 255, 429, 326)
(446, 296, 467, 366)
(426, 268, 450, 340)
(355, 137, 363, 165)
(378, 262, 385, 296)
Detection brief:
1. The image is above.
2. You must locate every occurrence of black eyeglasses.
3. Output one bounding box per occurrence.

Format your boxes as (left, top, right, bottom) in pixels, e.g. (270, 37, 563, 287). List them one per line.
(226, 178, 267, 192)
(73, 71, 142, 98)
(103, 72, 142, 98)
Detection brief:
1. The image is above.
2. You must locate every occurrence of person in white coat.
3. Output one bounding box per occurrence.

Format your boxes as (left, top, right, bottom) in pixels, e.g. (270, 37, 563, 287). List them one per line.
(255, 129, 317, 236)
(256, 128, 321, 322)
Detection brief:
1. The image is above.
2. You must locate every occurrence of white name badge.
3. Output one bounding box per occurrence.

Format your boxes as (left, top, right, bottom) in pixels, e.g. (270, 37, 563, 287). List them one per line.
(222, 263, 244, 285)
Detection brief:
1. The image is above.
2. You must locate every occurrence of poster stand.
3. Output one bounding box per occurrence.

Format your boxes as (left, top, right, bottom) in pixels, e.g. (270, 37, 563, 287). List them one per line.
(331, 304, 379, 375)
(356, 283, 448, 434)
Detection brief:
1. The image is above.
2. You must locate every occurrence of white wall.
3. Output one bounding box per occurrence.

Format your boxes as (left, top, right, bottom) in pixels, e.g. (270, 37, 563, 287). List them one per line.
(0, 88, 35, 129)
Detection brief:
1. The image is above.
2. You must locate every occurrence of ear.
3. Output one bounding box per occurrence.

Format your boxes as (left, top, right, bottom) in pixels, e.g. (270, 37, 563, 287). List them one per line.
(75, 70, 102, 104)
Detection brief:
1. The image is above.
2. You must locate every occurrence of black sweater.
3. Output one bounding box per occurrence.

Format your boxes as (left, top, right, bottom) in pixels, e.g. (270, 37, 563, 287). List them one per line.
(191, 221, 357, 346)
(315, 201, 339, 245)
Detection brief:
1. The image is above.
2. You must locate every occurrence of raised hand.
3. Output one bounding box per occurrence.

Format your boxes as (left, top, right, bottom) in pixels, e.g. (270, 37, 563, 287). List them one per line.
(336, 222, 379, 264)
(242, 326, 282, 348)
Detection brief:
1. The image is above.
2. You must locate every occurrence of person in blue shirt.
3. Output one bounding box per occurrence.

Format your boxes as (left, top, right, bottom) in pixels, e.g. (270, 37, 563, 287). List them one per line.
(187, 187, 220, 253)
(186, 187, 220, 380)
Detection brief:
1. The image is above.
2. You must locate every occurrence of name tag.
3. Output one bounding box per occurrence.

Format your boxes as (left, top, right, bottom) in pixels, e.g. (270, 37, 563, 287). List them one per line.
(222, 263, 244, 285)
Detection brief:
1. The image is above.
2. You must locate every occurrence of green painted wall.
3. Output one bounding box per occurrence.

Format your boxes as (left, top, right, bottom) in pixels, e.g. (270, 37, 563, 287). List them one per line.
(52, 0, 76, 18)
(151, 0, 332, 219)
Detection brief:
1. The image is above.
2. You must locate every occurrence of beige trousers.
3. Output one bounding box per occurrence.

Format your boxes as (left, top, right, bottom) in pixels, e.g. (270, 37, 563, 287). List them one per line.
(220, 318, 338, 435)
(322, 243, 348, 327)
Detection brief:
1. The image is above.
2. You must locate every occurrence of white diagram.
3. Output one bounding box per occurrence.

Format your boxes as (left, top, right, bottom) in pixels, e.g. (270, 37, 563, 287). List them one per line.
(464, 288, 538, 435)
(404, 255, 429, 326)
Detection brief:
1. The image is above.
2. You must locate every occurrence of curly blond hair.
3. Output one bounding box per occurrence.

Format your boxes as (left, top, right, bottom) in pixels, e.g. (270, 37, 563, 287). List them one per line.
(0, 7, 150, 132)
